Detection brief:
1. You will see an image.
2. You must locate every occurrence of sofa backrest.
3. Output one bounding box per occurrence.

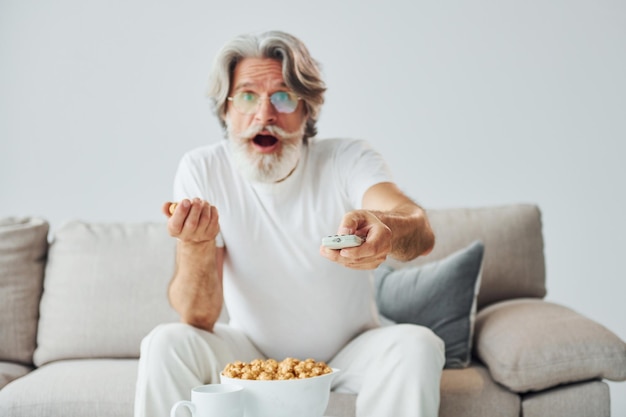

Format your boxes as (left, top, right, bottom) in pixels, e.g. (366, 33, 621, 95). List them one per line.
(33, 222, 180, 367)
(385, 203, 547, 309)
(30, 203, 546, 365)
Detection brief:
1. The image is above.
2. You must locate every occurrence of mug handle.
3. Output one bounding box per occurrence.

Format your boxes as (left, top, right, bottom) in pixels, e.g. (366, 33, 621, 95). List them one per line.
(170, 400, 196, 417)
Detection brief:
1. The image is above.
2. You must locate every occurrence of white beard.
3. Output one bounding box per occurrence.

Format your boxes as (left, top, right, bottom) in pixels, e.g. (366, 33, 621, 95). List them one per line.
(227, 122, 305, 184)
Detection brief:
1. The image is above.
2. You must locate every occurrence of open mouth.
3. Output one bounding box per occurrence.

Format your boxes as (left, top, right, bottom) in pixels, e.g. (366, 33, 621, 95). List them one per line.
(253, 135, 279, 148)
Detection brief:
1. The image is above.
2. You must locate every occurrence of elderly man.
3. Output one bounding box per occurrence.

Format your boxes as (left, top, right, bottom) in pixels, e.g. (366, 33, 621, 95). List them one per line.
(134, 30, 444, 417)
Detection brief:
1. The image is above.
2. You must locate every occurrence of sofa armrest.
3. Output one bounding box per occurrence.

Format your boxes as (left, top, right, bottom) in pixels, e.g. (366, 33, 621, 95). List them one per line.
(473, 298, 626, 393)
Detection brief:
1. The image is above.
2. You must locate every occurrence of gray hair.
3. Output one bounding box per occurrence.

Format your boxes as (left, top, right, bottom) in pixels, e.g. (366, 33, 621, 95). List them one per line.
(207, 31, 326, 143)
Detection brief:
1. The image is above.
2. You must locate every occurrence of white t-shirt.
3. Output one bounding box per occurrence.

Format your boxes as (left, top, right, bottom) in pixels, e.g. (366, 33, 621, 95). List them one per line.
(173, 138, 393, 361)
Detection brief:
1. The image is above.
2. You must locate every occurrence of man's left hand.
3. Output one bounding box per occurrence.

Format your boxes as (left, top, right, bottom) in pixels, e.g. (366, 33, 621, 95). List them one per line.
(319, 210, 391, 270)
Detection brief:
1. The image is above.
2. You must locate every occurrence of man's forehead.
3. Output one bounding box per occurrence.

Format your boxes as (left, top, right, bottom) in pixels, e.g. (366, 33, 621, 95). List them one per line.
(232, 58, 286, 90)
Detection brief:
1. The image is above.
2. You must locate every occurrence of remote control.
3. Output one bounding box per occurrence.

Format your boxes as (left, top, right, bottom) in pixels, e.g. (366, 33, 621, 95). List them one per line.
(321, 234, 364, 250)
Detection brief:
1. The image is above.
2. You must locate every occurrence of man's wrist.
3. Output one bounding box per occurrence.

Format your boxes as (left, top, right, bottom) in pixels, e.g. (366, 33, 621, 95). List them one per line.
(177, 239, 218, 253)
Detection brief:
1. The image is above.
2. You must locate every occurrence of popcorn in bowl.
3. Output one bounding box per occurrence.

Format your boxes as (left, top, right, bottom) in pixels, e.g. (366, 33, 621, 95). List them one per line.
(220, 357, 339, 417)
(222, 357, 333, 381)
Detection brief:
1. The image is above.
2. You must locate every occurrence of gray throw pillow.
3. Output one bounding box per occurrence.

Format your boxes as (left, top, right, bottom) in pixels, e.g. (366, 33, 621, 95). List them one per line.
(374, 241, 484, 368)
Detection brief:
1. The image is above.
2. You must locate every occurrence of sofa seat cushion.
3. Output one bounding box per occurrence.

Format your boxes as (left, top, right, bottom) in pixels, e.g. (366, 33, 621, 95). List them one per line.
(521, 380, 610, 417)
(439, 364, 520, 417)
(0, 362, 366, 417)
(0, 359, 137, 417)
(34, 222, 179, 366)
(474, 298, 626, 392)
(0, 362, 33, 390)
(0, 217, 49, 366)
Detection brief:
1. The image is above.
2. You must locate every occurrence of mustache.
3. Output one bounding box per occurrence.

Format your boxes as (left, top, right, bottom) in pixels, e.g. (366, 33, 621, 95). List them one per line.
(229, 123, 303, 142)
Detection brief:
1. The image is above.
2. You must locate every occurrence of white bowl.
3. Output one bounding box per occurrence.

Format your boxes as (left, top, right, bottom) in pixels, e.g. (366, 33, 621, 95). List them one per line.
(220, 368, 339, 417)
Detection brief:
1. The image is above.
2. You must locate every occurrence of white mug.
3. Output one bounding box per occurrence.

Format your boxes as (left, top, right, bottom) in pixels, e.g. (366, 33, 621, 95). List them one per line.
(170, 384, 244, 417)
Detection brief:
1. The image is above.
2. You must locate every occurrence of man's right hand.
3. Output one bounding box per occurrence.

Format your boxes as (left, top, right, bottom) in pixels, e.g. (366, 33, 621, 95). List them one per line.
(163, 198, 220, 243)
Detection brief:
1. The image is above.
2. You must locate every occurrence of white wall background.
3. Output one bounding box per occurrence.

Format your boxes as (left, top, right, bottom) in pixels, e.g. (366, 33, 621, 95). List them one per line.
(1, 0, 625, 413)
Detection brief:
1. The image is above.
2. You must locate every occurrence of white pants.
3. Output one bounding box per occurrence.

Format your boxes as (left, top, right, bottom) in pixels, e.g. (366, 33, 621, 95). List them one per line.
(134, 322, 444, 417)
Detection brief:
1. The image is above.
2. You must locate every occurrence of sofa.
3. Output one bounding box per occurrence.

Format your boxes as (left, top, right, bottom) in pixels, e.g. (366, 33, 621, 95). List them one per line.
(1, 204, 625, 417)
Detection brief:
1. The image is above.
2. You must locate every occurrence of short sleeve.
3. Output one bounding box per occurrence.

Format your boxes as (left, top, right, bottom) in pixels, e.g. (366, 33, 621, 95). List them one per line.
(172, 152, 225, 247)
(334, 140, 393, 209)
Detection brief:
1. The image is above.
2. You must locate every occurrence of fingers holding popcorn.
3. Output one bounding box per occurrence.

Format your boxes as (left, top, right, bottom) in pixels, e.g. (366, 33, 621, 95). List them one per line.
(162, 201, 177, 217)
(165, 198, 220, 243)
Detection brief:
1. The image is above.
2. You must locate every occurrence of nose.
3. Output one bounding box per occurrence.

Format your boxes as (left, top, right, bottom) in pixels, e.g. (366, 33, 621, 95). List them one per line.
(254, 96, 277, 125)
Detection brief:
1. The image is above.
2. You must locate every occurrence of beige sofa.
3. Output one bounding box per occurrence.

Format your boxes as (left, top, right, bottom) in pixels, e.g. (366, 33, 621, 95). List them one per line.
(1, 204, 625, 417)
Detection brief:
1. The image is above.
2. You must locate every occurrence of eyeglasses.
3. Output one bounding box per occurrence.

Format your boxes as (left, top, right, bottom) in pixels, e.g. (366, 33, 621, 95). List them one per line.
(227, 91, 301, 114)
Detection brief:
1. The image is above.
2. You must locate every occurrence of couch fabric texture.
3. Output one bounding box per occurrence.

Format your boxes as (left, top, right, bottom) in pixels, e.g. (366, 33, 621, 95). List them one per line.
(0, 204, 625, 417)
(0, 218, 48, 388)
